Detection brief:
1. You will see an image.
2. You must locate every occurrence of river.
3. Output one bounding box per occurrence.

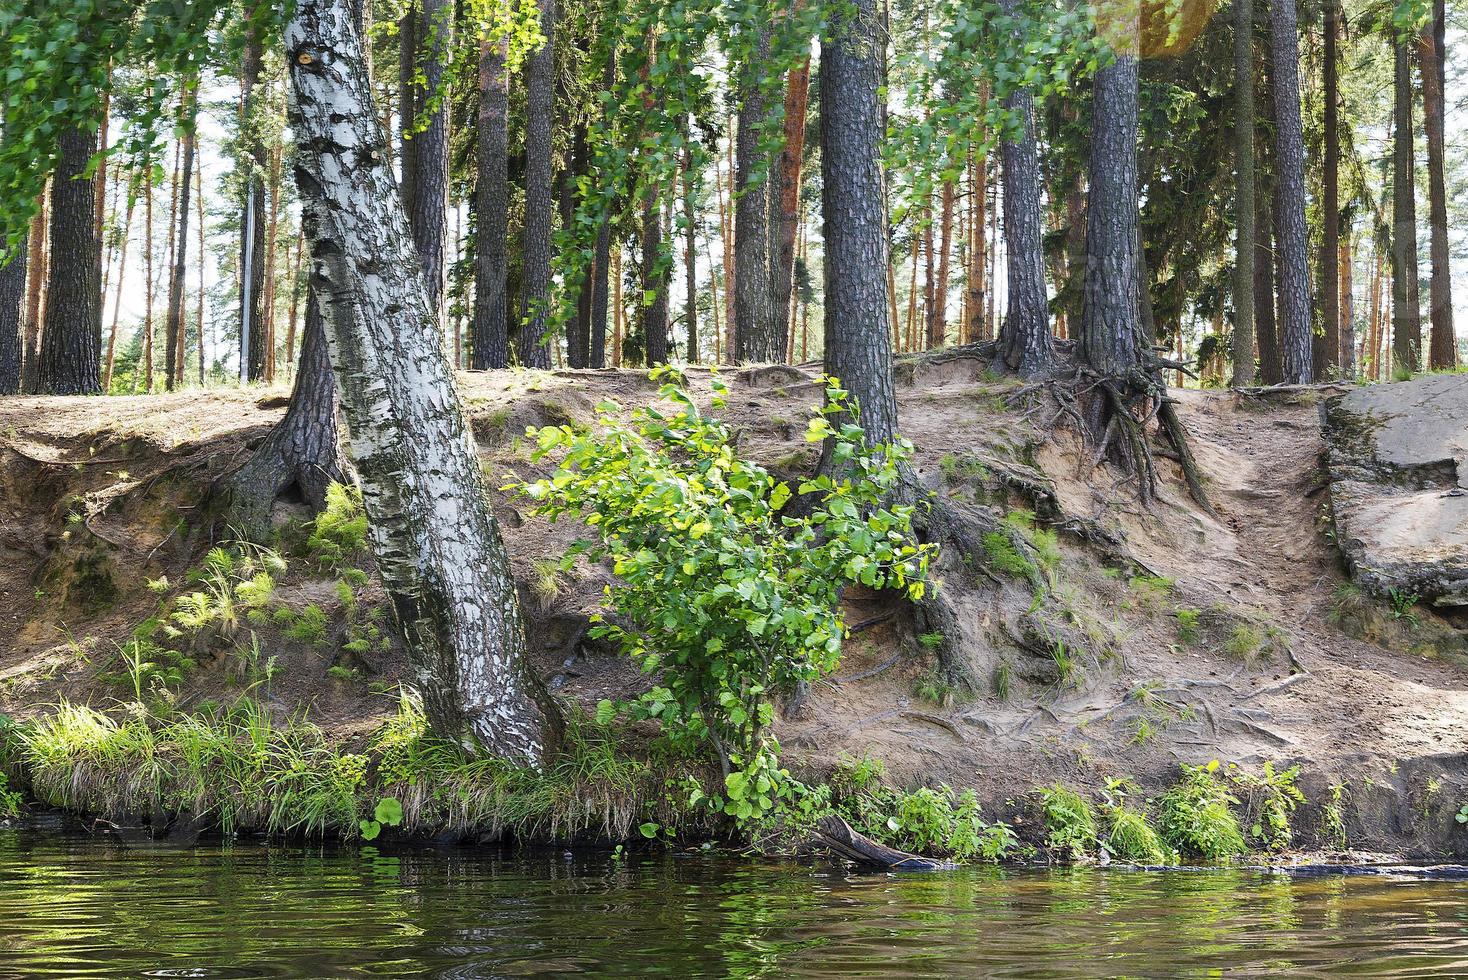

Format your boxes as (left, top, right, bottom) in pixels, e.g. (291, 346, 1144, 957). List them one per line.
(2, 828, 1467, 977)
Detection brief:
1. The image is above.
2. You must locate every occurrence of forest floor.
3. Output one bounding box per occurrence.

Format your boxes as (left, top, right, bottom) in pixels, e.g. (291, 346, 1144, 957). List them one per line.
(2, 359, 1466, 856)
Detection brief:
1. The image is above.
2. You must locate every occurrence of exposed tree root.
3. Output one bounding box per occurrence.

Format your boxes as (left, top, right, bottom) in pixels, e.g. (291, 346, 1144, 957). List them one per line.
(1003, 352, 1216, 517)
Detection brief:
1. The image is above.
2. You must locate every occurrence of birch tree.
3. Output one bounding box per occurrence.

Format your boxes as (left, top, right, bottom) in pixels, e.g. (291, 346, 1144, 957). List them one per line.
(286, 0, 556, 764)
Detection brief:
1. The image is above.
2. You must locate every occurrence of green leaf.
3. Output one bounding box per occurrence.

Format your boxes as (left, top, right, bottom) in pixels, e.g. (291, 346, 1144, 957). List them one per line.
(374, 798, 404, 827)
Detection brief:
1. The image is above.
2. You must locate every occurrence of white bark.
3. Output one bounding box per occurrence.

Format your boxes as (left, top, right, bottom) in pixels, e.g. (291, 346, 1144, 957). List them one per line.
(285, 0, 551, 765)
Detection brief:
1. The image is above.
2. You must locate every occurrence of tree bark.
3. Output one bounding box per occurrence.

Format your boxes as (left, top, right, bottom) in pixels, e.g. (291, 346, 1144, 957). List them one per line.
(519, 0, 555, 368)
(734, 23, 781, 363)
(1231, 0, 1256, 385)
(0, 239, 23, 395)
(408, 0, 451, 323)
(1391, 37, 1422, 375)
(38, 127, 102, 395)
(1419, 14, 1454, 370)
(639, 187, 671, 364)
(1268, 0, 1313, 383)
(771, 56, 811, 360)
(933, 178, 955, 350)
(819, 0, 899, 451)
(226, 294, 349, 537)
(998, 30, 1053, 377)
(21, 196, 47, 395)
(240, 11, 269, 382)
(682, 145, 700, 362)
(566, 123, 592, 368)
(166, 83, 198, 391)
(1080, 54, 1142, 379)
(471, 34, 510, 369)
(286, 0, 555, 763)
(1316, 0, 1340, 379)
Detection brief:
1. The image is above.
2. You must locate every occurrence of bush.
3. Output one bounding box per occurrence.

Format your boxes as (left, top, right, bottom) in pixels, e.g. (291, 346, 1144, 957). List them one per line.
(1039, 783, 1097, 859)
(516, 371, 937, 825)
(1155, 761, 1246, 860)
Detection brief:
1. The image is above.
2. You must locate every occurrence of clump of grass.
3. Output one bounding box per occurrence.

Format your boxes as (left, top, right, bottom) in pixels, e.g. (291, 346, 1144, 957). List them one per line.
(1155, 761, 1246, 860)
(1224, 623, 1277, 662)
(1175, 608, 1202, 645)
(1321, 782, 1349, 849)
(15, 696, 690, 844)
(306, 483, 370, 570)
(1098, 779, 1175, 864)
(530, 559, 563, 611)
(992, 661, 1014, 701)
(982, 531, 1038, 581)
(1038, 783, 1097, 859)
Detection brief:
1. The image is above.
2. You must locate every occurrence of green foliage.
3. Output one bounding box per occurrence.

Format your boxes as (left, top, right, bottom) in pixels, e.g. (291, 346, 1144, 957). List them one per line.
(1387, 588, 1421, 623)
(515, 373, 936, 825)
(282, 605, 329, 647)
(358, 797, 403, 841)
(306, 484, 369, 571)
(830, 758, 1020, 862)
(1098, 779, 1175, 865)
(982, 531, 1037, 580)
(15, 695, 685, 843)
(168, 544, 285, 638)
(1155, 761, 1246, 860)
(1322, 783, 1349, 849)
(1038, 783, 1096, 859)
(1175, 608, 1201, 645)
(1229, 762, 1304, 852)
(0, 770, 20, 819)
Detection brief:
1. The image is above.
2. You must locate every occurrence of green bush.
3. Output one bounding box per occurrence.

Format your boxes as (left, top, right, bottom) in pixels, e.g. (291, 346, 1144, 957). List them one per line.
(1039, 783, 1097, 859)
(1155, 761, 1246, 860)
(516, 371, 937, 825)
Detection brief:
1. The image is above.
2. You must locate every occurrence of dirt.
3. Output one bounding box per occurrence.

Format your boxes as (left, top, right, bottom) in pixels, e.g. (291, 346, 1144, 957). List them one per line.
(2, 364, 1466, 857)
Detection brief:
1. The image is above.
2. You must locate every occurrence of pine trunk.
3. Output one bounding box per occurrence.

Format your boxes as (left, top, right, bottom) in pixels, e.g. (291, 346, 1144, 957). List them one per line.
(286, 0, 555, 763)
(472, 35, 510, 369)
(1232, 0, 1256, 385)
(734, 24, 780, 363)
(1080, 54, 1142, 378)
(0, 239, 23, 395)
(38, 127, 101, 395)
(166, 83, 198, 391)
(1419, 15, 1454, 370)
(682, 146, 700, 363)
(1318, 0, 1339, 379)
(519, 0, 555, 368)
(408, 0, 451, 323)
(1391, 38, 1422, 375)
(998, 36, 1053, 377)
(240, 14, 269, 382)
(1269, 0, 1313, 383)
(819, 0, 899, 451)
(771, 57, 811, 360)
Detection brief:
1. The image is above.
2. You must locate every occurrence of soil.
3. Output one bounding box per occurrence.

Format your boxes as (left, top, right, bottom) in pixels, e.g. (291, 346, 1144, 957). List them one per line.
(2, 363, 1466, 857)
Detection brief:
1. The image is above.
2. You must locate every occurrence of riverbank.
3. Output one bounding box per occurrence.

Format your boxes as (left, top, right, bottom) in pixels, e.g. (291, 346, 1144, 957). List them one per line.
(2, 362, 1467, 860)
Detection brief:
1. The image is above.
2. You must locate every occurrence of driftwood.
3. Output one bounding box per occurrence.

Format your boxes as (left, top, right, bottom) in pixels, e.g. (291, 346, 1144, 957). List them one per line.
(814, 814, 955, 871)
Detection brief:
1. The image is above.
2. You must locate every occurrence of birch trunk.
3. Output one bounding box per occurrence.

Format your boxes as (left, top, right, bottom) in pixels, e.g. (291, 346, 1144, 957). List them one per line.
(286, 0, 555, 763)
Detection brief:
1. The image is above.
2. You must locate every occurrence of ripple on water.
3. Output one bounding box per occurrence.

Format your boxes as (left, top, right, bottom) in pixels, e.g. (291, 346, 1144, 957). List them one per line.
(2, 830, 1468, 978)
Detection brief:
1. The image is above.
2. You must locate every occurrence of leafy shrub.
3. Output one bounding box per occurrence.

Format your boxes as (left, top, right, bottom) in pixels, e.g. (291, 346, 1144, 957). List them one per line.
(830, 758, 1019, 862)
(516, 372, 937, 825)
(1229, 761, 1304, 851)
(1155, 761, 1246, 860)
(1039, 783, 1097, 859)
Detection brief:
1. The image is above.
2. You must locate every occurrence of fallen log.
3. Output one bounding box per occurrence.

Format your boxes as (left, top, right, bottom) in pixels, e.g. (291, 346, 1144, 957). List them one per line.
(814, 814, 955, 871)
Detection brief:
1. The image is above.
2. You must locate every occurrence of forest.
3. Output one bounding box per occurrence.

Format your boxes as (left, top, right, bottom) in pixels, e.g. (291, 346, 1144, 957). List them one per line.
(1, 0, 1468, 972)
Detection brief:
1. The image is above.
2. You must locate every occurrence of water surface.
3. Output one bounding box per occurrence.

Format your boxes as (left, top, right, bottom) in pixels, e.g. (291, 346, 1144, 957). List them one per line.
(2, 827, 1466, 977)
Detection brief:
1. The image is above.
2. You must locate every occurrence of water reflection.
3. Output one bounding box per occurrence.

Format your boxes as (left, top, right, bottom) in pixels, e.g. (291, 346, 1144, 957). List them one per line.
(1, 828, 1467, 978)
